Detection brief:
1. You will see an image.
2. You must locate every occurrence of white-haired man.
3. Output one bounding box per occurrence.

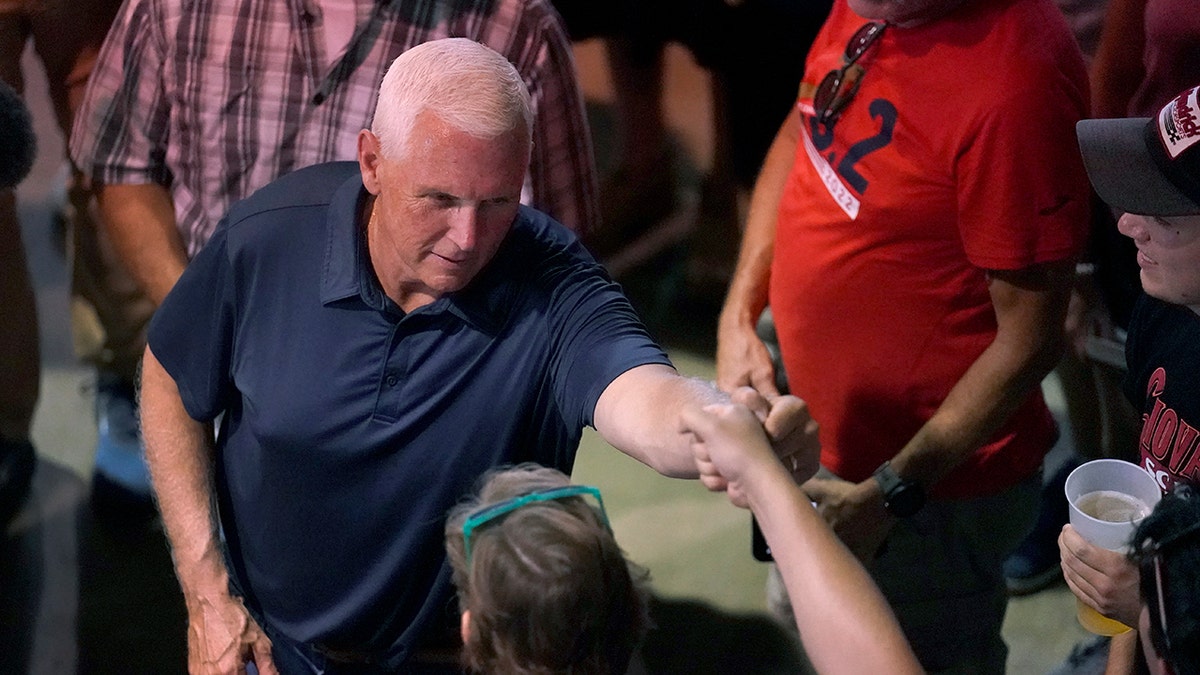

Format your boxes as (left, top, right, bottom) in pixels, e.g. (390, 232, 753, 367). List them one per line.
(141, 38, 816, 675)
(69, 0, 600, 509)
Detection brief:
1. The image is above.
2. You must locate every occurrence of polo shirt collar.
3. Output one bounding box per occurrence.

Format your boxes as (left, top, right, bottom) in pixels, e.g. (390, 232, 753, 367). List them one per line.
(319, 172, 513, 335)
(320, 172, 373, 306)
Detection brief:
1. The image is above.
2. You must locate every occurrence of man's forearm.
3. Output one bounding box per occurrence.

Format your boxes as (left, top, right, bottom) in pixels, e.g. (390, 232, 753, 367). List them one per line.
(97, 183, 188, 305)
(140, 346, 229, 599)
(890, 329, 1061, 485)
(595, 365, 724, 478)
(716, 112, 801, 394)
(718, 112, 800, 334)
(1102, 630, 1139, 675)
(889, 262, 1074, 486)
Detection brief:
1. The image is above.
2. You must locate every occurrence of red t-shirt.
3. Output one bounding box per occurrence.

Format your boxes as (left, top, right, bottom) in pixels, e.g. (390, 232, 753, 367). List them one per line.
(770, 0, 1091, 499)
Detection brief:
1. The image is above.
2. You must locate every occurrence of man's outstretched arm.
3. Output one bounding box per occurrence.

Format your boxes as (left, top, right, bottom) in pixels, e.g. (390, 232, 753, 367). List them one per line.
(594, 364, 818, 481)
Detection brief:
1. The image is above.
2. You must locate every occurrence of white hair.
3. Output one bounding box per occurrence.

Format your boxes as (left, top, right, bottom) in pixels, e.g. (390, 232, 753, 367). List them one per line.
(370, 38, 533, 158)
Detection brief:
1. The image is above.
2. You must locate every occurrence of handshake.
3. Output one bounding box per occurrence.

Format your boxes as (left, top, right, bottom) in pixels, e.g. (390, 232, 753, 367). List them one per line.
(680, 388, 821, 510)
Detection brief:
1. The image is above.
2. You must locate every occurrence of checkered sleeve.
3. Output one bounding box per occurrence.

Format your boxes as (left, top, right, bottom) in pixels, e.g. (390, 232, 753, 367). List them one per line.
(69, 0, 172, 187)
(523, 12, 599, 235)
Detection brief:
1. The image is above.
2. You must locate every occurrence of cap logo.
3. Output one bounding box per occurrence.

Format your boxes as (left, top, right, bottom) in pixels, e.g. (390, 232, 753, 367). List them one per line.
(1159, 87, 1200, 159)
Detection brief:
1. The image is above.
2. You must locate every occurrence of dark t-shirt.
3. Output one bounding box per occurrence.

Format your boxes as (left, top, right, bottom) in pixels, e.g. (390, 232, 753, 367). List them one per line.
(1124, 294, 1200, 492)
(148, 161, 671, 661)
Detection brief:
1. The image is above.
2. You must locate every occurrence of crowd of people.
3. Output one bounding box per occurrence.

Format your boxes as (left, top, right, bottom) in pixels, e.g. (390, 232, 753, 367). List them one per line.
(2, 0, 1199, 674)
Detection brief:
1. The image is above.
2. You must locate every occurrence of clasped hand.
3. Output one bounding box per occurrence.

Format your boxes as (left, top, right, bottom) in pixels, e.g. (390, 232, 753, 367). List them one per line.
(680, 388, 819, 508)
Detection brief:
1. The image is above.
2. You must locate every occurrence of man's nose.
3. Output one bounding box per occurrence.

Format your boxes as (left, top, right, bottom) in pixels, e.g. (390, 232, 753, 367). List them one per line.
(446, 207, 480, 250)
(1117, 212, 1148, 242)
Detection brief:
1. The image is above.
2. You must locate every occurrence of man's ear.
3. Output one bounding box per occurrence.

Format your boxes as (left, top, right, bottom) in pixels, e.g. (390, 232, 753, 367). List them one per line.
(358, 129, 383, 195)
(460, 609, 472, 644)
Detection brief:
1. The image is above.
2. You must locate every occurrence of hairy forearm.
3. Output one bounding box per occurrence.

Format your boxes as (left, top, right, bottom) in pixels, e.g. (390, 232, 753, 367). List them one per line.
(595, 365, 726, 478)
(718, 112, 800, 333)
(715, 113, 800, 394)
(97, 183, 188, 305)
(890, 325, 1061, 484)
(141, 346, 228, 598)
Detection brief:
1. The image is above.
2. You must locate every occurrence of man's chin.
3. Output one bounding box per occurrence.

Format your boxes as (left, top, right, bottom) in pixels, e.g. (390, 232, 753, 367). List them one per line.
(846, 0, 894, 19)
(428, 274, 474, 296)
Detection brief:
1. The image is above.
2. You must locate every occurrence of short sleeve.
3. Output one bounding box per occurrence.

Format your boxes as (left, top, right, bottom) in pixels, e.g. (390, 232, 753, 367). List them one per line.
(541, 251, 671, 428)
(954, 64, 1091, 270)
(147, 228, 238, 421)
(70, 0, 173, 187)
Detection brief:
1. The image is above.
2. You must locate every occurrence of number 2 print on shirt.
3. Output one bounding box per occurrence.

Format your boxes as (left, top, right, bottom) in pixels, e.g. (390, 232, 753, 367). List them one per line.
(802, 98, 897, 220)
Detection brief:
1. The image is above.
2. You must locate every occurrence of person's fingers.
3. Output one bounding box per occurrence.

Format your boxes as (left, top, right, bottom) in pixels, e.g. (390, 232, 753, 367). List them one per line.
(700, 474, 728, 493)
(252, 640, 279, 675)
(679, 402, 732, 439)
(1059, 526, 1095, 569)
(730, 387, 771, 423)
(750, 371, 780, 399)
(1058, 529, 1116, 612)
(1062, 566, 1101, 611)
(777, 422, 819, 480)
(802, 477, 831, 502)
(1057, 526, 1076, 566)
(726, 485, 749, 509)
(1060, 526, 1124, 577)
(762, 395, 805, 442)
(1060, 524, 1086, 549)
(1069, 569, 1100, 601)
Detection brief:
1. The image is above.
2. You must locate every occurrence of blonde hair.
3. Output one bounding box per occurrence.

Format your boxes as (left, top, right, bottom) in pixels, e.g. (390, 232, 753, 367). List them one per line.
(371, 38, 533, 159)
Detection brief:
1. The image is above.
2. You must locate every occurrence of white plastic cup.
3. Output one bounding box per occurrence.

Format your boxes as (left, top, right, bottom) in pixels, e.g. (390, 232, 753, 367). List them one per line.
(1064, 459, 1162, 635)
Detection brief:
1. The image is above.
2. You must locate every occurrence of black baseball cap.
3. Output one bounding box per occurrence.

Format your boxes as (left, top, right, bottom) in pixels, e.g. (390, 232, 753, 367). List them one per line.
(1077, 85, 1200, 216)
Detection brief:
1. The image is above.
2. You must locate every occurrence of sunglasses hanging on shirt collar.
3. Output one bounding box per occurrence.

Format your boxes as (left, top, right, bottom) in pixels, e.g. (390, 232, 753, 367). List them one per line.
(812, 21, 889, 126)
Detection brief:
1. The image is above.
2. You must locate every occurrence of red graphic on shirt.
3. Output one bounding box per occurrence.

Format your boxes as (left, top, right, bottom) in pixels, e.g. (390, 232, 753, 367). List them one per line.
(1140, 367, 1200, 491)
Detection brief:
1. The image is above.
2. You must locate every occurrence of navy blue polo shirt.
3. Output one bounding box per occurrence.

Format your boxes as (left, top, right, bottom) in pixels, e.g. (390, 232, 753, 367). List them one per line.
(148, 161, 671, 662)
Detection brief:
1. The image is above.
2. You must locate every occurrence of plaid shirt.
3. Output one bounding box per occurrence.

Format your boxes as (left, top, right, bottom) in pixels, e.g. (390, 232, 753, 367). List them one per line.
(70, 0, 598, 257)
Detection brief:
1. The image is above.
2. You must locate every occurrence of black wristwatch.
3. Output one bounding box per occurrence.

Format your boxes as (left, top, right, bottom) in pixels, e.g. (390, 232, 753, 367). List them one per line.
(873, 461, 925, 518)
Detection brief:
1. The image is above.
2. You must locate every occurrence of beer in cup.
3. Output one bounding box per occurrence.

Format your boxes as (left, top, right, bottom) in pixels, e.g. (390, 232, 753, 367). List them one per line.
(1064, 459, 1161, 635)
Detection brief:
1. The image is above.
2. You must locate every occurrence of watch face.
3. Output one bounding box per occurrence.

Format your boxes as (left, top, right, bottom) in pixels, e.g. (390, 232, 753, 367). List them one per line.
(887, 484, 924, 517)
(874, 462, 925, 517)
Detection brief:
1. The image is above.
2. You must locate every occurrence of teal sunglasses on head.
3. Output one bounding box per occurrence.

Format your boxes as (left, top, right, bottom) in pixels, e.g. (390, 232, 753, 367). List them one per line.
(462, 485, 610, 563)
